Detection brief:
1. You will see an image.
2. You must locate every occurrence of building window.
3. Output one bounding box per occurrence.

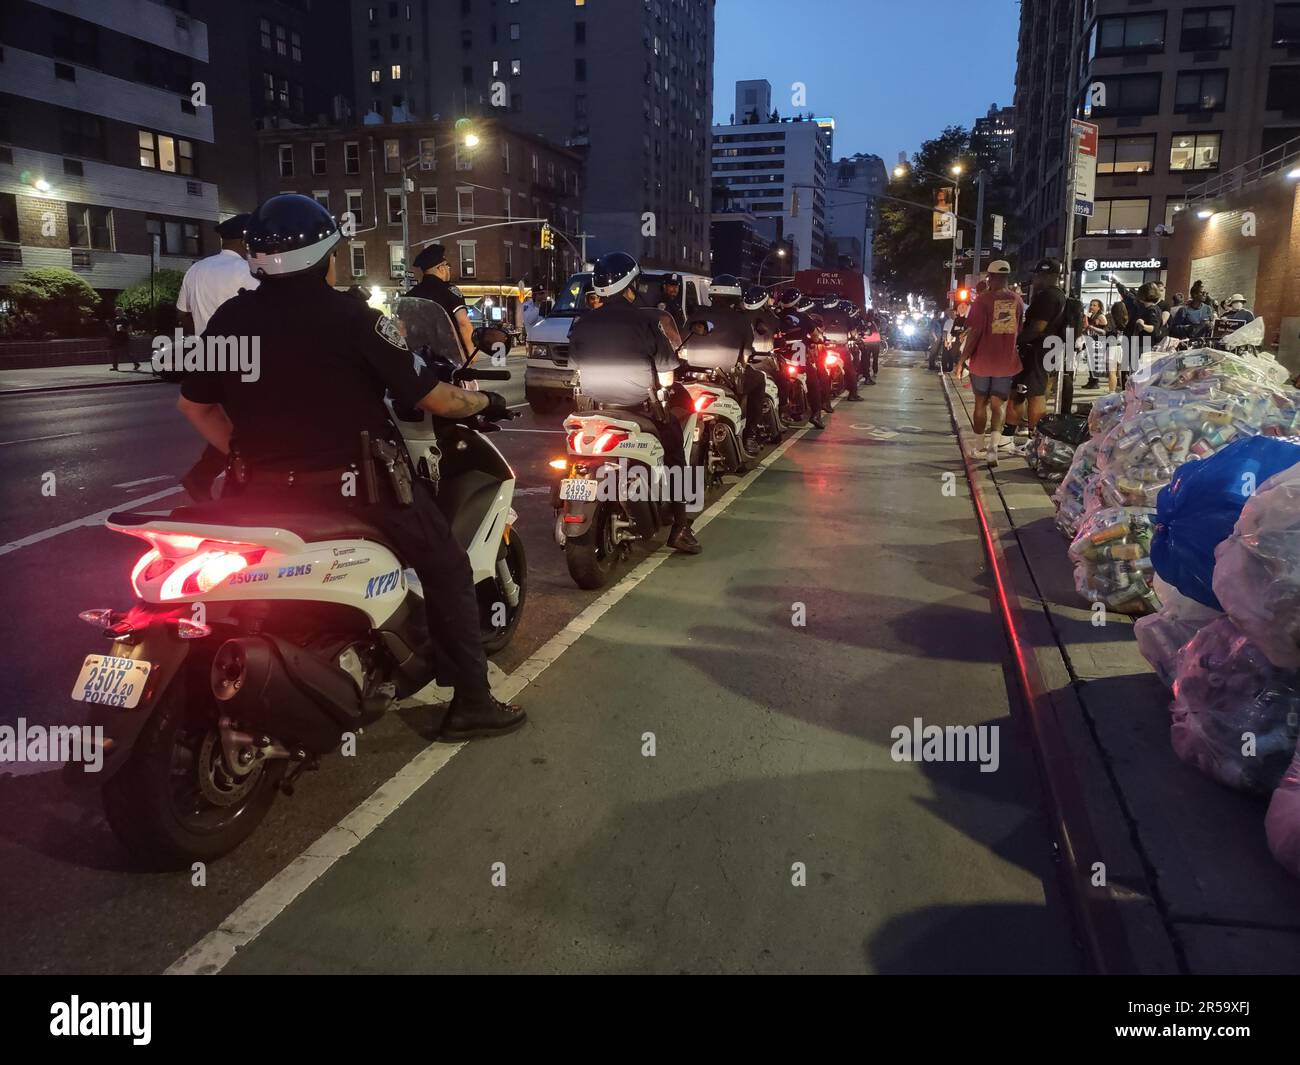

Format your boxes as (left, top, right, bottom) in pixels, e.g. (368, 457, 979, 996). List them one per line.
(1082, 74, 1162, 118)
(52, 13, 100, 67)
(421, 189, 438, 223)
(501, 139, 511, 173)
(311, 143, 327, 175)
(419, 138, 435, 170)
(291, 31, 302, 62)
(275, 24, 287, 57)
(503, 188, 511, 220)
(146, 217, 201, 257)
(59, 110, 106, 160)
(1181, 7, 1233, 51)
(575, 58, 586, 81)
(1169, 132, 1221, 171)
(312, 190, 329, 209)
(391, 64, 402, 80)
(344, 142, 361, 175)
(0, 193, 18, 244)
(511, 58, 522, 76)
(346, 189, 364, 224)
(458, 240, 476, 278)
(1164, 200, 1188, 230)
(389, 242, 405, 279)
(260, 18, 272, 49)
(351, 242, 367, 278)
(575, 21, 586, 44)
(277, 143, 294, 177)
(68, 204, 112, 250)
(1091, 13, 1166, 57)
(463, 66, 474, 86)
(1085, 198, 1150, 236)
(1097, 134, 1155, 174)
(386, 192, 403, 225)
(140, 131, 195, 175)
(1175, 69, 1227, 113)
(1276, 5, 1300, 46)
(384, 139, 400, 173)
(457, 188, 475, 223)
(503, 242, 513, 278)
(509, 23, 520, 40)
(371, 68, 382, 84)
(456, 141, 473, 171)
(1267, 67, 1300, 113)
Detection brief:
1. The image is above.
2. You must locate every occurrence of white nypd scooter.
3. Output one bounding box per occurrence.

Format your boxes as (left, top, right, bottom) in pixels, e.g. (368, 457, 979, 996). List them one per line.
(66, 298, 524, 866)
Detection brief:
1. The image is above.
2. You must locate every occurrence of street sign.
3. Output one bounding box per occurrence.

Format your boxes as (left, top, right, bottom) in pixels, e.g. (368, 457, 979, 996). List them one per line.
(1071, 119, 1099, 217)
(992, 214, 1004, 249)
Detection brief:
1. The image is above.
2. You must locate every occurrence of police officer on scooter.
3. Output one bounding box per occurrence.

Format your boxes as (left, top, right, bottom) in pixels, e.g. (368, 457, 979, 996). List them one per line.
(176, 195, 525, 740)
(567, 252, 703, 555)
(774, 288, 827, 429)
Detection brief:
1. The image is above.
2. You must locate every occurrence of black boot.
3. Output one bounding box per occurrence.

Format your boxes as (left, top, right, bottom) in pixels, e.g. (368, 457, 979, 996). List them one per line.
(667, 523, 702, 555)
(809, 413, 826, 429)
(441, 694, 526, 740)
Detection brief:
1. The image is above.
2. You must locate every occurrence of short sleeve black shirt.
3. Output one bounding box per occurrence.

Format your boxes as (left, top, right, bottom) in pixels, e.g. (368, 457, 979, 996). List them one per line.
(406, 275, 467, 322)
(180, 280, 441, 471)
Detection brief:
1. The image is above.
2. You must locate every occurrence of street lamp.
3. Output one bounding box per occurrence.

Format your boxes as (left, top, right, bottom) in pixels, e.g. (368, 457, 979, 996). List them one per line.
(758, 246, 786, 286)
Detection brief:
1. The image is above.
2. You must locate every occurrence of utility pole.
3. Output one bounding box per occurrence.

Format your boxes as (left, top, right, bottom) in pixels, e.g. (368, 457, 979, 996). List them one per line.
(1056, 124, 1083, 415)
(949, 183, 961, 293)
(971, 170, 987, 285)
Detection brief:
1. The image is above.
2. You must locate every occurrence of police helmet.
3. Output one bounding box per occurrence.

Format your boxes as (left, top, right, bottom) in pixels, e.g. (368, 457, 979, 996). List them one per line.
(246, 194, 341, 279)
(742, 286, 770, 311)
(708, 274, 743, 299)
(775, 287, 803, 310)
(591, 252, 640, 298)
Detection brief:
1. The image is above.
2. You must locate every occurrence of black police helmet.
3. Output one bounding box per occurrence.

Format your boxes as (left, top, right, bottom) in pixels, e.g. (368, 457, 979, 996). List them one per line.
(246, 194, 342, 280)
(775, 287, 802, 310)
(708, 274, 742, 299)
(741, 286, 770, 311)
(591, 252, 640, 298)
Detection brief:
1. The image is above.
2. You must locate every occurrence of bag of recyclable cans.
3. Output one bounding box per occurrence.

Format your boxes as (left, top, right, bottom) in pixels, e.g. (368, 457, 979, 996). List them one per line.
(1054, 436, 1103, 538)
(1087, 392, 1126, 436)
(1134, 576, 1224, 689)
(1027, 413, 1089, 483)
(1213, 466, 1300, 670)
(1169, 617, 1300, 795)
(1265, 736, 1300, 880)
(1068, 505, 1161, 615)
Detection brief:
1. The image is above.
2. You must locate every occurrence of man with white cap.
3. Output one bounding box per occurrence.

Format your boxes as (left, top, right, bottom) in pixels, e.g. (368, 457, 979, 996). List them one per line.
(955, 260, 1024, 468)
(1222, 293, 1256, 326)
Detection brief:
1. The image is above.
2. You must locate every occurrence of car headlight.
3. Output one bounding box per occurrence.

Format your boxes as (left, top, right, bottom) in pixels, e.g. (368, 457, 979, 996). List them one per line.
(902, 323, 916, 337)
(528, 345, 549, 359)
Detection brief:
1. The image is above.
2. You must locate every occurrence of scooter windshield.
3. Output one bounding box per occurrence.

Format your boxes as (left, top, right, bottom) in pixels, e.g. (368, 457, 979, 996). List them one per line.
(393, 296, 462, 363)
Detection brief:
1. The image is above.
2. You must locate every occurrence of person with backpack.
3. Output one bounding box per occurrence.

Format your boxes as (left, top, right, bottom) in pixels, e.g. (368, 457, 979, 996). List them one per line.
(955, 261, 1023, 468)
(1003, 258, 1074, 448)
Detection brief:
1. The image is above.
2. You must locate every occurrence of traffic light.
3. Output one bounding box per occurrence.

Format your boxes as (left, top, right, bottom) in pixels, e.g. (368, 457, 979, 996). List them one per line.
(540, 223, 553, 250)
(955, 287, 971, 304)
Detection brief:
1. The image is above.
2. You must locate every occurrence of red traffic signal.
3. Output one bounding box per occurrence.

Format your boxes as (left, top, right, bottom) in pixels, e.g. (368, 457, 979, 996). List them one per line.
(955, 287, 971, 303)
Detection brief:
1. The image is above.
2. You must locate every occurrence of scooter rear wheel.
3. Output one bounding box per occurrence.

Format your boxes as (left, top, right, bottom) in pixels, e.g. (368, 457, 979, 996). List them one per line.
(565, 503, 620, 590)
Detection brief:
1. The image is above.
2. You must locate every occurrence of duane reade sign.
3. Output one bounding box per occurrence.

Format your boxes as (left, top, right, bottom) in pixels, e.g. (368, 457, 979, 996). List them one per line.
(1078, 257, 1168, 273)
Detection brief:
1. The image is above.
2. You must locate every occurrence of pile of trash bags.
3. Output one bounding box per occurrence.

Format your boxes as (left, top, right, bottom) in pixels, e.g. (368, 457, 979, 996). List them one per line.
(1026, 413, 1089, 483)
(1054, 393, 1127, 538)
(1134, 576, 1223, 689)
(1068, 505, 1160, 615)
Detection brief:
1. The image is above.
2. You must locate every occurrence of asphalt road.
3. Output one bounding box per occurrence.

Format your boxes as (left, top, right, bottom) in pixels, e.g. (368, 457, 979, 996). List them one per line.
(0, 350, 1082, 974)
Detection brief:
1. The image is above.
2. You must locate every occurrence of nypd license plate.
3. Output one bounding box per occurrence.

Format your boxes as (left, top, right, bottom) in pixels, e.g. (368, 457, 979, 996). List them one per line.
(559, 478, 599, 503)
(71, 655, 152, 709)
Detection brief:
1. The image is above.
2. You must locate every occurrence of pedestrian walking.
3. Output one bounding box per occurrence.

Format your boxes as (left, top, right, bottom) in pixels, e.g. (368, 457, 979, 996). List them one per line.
(955, 260, 1024, 469)
(108, 308, 136, 371)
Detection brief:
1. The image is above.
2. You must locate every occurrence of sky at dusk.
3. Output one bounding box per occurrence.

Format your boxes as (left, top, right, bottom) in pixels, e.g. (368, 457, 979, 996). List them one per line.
(712, 0, 1020, 163)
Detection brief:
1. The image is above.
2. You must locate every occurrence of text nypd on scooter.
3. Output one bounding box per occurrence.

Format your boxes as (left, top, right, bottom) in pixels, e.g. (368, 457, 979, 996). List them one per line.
(50, 997, 151, 1045)
(890, 717, 1000, 773)
(597, 458, 705, 513)
(0, 719, 105, 773)
(152, 329, 261, 382)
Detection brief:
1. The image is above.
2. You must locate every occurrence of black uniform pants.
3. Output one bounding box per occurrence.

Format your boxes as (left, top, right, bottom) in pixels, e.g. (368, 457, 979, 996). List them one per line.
(863, 341, 880, 379)
(843, 344, 862, 398)
(230, 479, 492, 705)
(633, 387, 698, 527)
(737, 363, 766, 434)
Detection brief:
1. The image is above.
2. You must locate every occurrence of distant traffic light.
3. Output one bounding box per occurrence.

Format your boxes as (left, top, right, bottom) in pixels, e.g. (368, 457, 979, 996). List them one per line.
(540, 223, 554, 250)
(955, 287, 971, 303)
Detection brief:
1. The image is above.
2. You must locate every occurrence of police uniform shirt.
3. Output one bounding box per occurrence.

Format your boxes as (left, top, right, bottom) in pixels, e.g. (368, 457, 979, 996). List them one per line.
(181, 281, 440, 471)
(568, 298, 677, 409)
(176, 249, 260, 334)
(406, 275, 467, 324)
(683, 306, 753, 370)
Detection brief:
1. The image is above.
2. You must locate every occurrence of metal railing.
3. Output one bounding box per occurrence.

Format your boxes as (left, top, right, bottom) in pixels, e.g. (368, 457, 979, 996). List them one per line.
(1183, 134, 1300, 207)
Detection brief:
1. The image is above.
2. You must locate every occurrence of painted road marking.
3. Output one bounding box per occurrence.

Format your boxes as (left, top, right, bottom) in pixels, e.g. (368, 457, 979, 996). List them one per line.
(165, 413, 822, 976)
(0, 432, 83, 447)
(0, 486, 183, 558)
(113, 475, 176, 489)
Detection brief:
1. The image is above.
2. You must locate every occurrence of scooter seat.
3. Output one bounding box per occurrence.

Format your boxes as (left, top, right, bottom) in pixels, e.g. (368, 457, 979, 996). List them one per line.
(162, 503, 398, 549)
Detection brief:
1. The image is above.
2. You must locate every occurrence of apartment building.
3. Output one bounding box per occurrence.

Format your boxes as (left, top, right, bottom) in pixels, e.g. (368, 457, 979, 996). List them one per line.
(824, 152, 886, 277)
(1015, 0, 1300, 305)
(352, 0, 715, 273)
(259, 118, 582, 303)
(971, 103, 1015, 174)
(711, 80, 833, 272)
(0, 0, 222, 296)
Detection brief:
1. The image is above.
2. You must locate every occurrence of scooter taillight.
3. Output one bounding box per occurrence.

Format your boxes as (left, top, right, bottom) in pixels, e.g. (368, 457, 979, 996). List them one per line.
(567, 424, 628, 454)
(120, 529, 268, 599)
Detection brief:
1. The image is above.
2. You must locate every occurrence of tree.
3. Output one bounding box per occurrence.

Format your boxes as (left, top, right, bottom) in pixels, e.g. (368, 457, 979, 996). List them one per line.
(7, 267, 101, 338)
(116, 269, 186, 334)
(872, 127, 1020, 305)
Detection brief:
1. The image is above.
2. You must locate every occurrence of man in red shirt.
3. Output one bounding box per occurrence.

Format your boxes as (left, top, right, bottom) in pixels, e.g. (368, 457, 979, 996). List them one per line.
(955, 260, 1023, 468)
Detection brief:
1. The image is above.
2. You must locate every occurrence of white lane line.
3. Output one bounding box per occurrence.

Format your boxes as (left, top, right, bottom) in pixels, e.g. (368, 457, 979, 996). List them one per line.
(113, 475, 176, 489)
(0, 485, 184, 558)
(165, 418, 816, 976)
(0, 432, 83, 447)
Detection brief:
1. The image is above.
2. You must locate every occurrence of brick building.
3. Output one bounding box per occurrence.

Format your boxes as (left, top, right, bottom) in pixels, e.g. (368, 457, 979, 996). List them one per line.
(258, 118, 582, 317)
(1168, 140, 1300, 372)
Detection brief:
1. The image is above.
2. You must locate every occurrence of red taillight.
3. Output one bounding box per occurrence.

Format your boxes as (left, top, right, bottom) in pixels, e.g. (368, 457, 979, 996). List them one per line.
(593, 430, 628, 453)
(824, 352, 842, 368)
(693, 393, 716, 413)
(784, 363, 800, 377)
(567, 430, 582, 452)
(161, 550, 255, 600)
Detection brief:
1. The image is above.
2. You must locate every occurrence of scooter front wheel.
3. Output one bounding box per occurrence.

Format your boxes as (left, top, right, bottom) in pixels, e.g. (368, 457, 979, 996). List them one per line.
(481, 532, 527, 654)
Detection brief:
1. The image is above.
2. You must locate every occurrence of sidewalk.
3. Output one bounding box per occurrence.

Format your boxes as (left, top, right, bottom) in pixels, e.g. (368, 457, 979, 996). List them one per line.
(0, 363, 165, 395)
(944, 370, 1300, 973)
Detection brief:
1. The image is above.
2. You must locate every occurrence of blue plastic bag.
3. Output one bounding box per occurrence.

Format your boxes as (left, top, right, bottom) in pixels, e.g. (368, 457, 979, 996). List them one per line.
(1153, 436, 1300, 610)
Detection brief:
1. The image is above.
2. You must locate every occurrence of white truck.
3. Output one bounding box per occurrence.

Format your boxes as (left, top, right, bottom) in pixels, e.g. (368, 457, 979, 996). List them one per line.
(524, 269, 712, 414)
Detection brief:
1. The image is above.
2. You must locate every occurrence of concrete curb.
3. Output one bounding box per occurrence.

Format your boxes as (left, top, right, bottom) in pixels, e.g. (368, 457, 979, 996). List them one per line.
(938, 370, 1181, 975)
(0, 376, 169, 397)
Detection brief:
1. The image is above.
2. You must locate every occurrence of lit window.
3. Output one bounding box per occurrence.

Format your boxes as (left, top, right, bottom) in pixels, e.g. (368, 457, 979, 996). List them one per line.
(371, 68, 382, 83)
(391, 64, 402, 80)
(1169, 132, 1221, 171)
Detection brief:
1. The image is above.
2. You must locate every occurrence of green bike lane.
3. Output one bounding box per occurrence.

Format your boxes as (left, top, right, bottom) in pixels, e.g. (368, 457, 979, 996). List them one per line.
(211, 357, 1082, 974)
